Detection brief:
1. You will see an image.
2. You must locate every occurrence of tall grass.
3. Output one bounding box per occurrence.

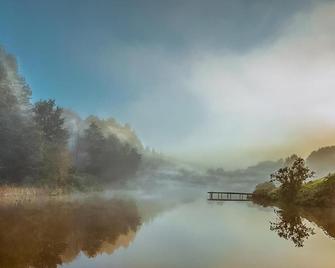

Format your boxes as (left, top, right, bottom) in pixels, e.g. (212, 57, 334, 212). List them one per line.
(0, 186, 50, 205)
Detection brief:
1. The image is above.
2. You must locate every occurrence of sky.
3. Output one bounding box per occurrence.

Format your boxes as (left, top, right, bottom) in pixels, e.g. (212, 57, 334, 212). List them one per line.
(1, 0, 335, 168)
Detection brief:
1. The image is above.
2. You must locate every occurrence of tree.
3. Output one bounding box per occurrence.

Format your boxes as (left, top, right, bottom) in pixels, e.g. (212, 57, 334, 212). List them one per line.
(284, 154, 299, 166)
(33, 100, 68, 145)
(77, 122, 141, 184)
(271, 157, 314, 201)
(0, 47, 41, 184)
(79, 122, 105, 176)
(253, 181, 276, 200)
(33, 100, 71, 186)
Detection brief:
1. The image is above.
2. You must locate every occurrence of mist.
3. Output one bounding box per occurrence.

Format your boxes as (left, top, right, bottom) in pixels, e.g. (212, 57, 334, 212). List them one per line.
(96, 1, 335, 169)
(2, 1, 335, 193)
(1, 1, 334, 171)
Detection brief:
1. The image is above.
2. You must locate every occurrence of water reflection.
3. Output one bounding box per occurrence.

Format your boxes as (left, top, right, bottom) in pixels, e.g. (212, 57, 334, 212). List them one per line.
(270, 207, 315, 247)
(299, 207, 335, 240)
(0, 197, 335, 268)
(0, 198, 141, 268)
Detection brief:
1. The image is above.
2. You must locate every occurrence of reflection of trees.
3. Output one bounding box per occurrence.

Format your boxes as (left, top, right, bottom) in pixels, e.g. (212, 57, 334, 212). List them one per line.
(270, 207, 315, 247)
(299, 208, 335, 240)
(0, 198, 141, 268)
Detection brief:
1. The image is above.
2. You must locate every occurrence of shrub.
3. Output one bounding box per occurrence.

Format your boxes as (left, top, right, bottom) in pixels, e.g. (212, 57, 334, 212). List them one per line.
(253, 181, 276, 200)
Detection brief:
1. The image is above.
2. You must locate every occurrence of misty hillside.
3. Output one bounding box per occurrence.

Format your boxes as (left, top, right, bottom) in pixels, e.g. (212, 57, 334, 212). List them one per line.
(306, 146, 335, 177)
(206, 155, 299, 189)
(63, 110, 143, 151)
(85, 116, 143, 150)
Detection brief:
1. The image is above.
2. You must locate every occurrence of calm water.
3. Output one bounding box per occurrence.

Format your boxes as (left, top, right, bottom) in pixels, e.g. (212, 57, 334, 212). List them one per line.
(0, 195, 334, 268)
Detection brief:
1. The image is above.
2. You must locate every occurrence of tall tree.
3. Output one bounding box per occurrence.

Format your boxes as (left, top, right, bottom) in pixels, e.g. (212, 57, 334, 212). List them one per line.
(0, 47, 41, 184)
(33, 100, 71, 186)
(80, 122, 105, 176)
(33, 100, 68, 145)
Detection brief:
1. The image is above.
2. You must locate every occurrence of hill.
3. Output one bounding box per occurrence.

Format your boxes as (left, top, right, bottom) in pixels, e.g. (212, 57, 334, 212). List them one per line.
(306, 146, 335, 177)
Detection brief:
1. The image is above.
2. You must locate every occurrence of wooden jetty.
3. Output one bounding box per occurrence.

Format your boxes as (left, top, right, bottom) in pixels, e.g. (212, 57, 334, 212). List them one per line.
(208, 191, 253, 201)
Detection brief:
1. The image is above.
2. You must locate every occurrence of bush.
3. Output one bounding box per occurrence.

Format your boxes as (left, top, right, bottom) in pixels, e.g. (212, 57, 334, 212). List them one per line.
(253, 181, 276, 200)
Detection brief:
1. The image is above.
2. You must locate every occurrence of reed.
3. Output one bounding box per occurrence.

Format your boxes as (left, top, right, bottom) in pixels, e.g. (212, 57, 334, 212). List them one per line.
(0, 185, 50, 205)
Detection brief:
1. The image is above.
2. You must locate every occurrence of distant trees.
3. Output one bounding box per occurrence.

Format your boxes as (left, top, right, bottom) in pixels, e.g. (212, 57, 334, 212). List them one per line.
(271, 157, 314, 201)
(253, 181, 276, 199)
(30, 101, 142, 187)
(76, 122, 141, 184)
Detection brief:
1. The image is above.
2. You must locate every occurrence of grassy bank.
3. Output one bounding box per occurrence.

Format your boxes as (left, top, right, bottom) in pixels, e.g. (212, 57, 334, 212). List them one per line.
(297, 174, 335, 207)
(0, 185, 76, 205)
(253, 174, 335, 207)
(0, 186, 48, 205)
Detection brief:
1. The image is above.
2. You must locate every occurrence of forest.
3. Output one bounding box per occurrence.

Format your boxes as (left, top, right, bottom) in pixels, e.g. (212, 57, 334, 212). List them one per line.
(0, 46, 141, 190)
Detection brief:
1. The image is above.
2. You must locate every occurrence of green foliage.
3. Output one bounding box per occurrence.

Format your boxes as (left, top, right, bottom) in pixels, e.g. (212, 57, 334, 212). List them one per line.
(37, 144, 71, 187)
(33, 100, 68, 145)
(271, 157, 314, 201)
(255, 174, 335, 207)
(253, 181, 276, 200)
(254, 158, 335, 207)
(297, 174, 335, 207)
(0, 46, 142, 190)
(0, 48, 41, 183)
(33, 100, 71, 187)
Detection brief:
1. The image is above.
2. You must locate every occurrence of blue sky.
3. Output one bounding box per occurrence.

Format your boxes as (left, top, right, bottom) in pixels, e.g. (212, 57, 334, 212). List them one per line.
(1, 0, 335, 167)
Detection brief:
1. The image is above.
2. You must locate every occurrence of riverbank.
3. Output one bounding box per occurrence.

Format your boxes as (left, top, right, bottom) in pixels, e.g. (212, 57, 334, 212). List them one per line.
(0, 185, 77, 205)
(253, 174, 335, 207)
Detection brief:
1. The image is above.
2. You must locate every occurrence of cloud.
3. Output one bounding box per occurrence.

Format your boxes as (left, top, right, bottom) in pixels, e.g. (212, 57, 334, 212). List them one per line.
(179, 1, 335, 167)
(94, 1, 335, 167)
(96, 44, 207, 150)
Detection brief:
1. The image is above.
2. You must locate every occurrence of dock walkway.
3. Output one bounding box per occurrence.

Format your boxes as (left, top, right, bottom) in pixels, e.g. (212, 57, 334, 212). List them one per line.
(208, 191, 253, 201)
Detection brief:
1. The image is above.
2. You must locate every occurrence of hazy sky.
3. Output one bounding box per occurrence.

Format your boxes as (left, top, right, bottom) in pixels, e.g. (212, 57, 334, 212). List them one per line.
(1, 0, 335, 168)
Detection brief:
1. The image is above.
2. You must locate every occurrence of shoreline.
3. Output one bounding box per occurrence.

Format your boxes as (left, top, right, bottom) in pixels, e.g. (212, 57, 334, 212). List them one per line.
(253, 174, 335, 208)
(0, 185, 81, 206)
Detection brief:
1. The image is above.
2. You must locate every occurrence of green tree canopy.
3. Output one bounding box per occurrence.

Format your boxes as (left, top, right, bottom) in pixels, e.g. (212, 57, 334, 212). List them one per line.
(33, 99, 71, 186)
(33, 100, 68, 145)
(271, 157, 314, 201)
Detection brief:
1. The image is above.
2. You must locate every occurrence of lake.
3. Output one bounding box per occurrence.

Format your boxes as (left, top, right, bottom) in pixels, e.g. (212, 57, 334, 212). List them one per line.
(0, 193, 334, 268)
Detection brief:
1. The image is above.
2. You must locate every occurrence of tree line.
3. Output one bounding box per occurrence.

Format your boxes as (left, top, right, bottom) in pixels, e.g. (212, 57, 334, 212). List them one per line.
(0, 46, 141, 188)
